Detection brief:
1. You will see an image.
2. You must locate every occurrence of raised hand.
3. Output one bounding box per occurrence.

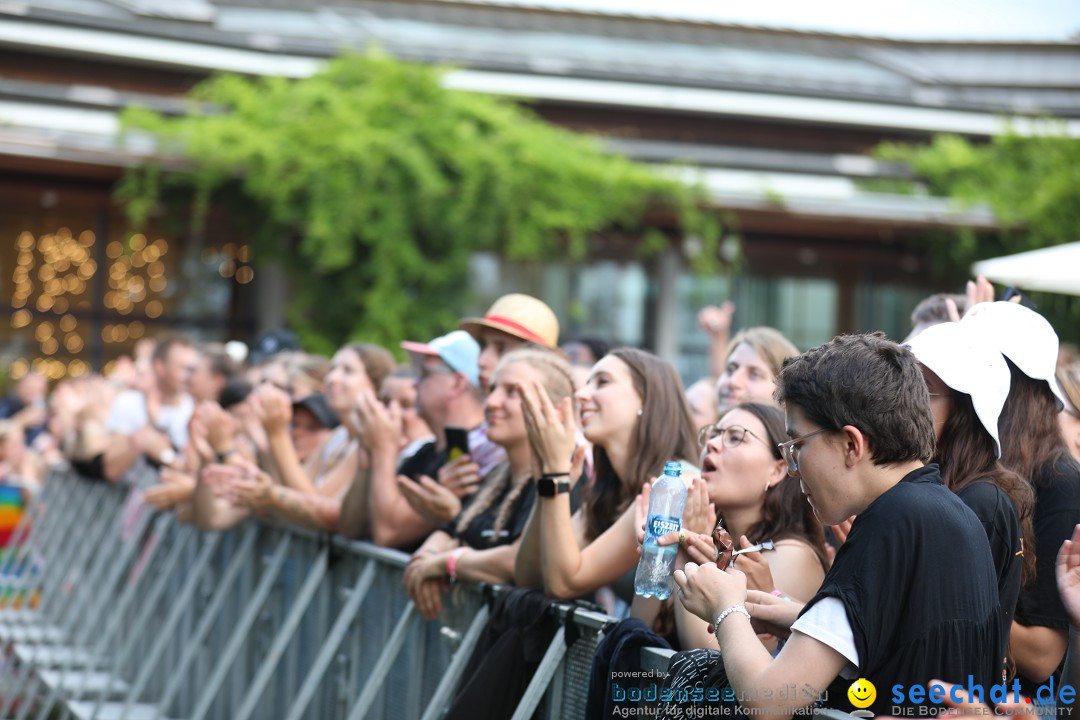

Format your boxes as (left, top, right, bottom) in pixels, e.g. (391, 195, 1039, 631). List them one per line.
(354, 390, 402, 454)
(436, 455, 481, 499)
(697, 302, 735, 337)
(398, 475, 464, 525)
(255, 384, 292, 435)
(519, 380, 575, 475)
(734, 534, 775, 593)
(1057, 523, 1080, 628)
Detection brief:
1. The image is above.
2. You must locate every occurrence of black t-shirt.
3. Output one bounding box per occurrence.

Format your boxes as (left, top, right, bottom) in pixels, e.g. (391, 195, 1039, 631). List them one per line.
(396, 441, 445, 481)
(454, 481, 538, 550)
(1014, 455, 1080, 694)
(956, 481, 1022, 674)
(449, 473, 583, 550)
(801, 464, 1001, 716)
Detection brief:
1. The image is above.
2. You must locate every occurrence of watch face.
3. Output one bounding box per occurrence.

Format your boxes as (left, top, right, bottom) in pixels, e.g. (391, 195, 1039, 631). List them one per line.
(538, 479, 568, 497)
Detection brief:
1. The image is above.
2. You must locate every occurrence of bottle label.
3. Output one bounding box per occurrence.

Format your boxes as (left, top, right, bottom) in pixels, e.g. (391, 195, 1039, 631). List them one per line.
(649, 515, 681, 538)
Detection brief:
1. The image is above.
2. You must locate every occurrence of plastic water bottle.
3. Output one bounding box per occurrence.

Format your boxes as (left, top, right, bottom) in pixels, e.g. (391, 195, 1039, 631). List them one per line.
(634, 461, 688, 600)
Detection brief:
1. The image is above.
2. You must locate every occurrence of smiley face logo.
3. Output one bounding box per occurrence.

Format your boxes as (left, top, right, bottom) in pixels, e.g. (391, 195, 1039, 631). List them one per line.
(847, 678, 876, 709)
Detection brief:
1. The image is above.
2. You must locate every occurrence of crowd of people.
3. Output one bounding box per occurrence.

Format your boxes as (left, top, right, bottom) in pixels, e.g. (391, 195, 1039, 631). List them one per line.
(2, 279, 1080, 718)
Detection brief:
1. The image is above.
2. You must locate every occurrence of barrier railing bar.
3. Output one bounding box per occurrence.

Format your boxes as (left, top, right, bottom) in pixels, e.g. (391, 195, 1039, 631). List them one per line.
(31, 513, 174, 720)
(233, 547, 329, 720)
(188, 531, 292, 720)
(89, 532, 224, 720)
(510, 626, 568, 720)
(344, 603, 419, 720)
(418, 604, 491, 720)
(25, 482, 108, 624)
(150, 524, 259, 720)
(282, 560, 377, 720)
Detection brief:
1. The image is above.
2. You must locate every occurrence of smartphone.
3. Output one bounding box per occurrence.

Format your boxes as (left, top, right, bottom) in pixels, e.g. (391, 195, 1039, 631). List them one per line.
(999, 286, 1038, 311)
(445, 427, 470, 462)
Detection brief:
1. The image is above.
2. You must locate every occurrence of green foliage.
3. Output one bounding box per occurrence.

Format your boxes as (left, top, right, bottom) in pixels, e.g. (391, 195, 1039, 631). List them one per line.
(116, 53, 718, 350)
(873, 127, 1080, 343)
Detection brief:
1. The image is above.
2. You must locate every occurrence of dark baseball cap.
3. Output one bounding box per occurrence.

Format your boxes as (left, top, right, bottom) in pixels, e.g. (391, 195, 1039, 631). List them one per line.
(292, 392, 340, 429)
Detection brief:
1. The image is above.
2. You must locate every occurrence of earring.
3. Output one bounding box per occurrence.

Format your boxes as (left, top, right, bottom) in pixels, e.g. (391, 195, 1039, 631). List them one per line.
(763, 480, 771, 494)
(637, 409, 643, 417)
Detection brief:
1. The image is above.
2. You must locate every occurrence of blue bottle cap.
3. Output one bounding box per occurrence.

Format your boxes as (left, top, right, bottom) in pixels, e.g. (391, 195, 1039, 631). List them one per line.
(663, 461, 682, 477)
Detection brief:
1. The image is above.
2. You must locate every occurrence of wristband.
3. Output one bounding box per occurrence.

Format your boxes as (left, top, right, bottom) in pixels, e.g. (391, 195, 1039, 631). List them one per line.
(446, 547, 468, 582)
(712, 604, 751, 644)
(216, 448, 236, 464)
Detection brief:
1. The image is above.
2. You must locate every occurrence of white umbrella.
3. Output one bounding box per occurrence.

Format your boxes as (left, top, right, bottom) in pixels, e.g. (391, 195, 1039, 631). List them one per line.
(971, 242, 1080, 297)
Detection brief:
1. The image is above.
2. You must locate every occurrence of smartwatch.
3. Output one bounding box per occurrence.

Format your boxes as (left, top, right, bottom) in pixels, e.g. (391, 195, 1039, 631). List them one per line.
(537, 476, 571, 497)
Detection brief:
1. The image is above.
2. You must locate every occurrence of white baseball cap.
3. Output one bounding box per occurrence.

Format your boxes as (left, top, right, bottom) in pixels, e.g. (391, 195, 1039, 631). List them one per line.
(906, 321, 1010, 456)
(962, 301, 1067, 409)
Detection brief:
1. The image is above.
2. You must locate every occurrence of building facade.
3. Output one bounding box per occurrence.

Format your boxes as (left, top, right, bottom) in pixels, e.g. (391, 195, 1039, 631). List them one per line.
(2, 0, 1078, 380)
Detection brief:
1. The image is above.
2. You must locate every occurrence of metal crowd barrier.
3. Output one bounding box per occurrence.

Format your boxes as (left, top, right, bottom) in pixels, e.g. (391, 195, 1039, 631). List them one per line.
(0, 466, 660, 720)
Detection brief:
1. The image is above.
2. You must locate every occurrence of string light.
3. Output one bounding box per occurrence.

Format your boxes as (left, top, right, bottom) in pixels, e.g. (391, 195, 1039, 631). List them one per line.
(9, 359, 29, 380)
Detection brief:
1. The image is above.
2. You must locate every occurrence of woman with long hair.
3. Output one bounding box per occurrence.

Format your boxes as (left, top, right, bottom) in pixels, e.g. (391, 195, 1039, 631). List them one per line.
(514, 348, 699, 605)
(403, 349, 576, 618)
(908, 321, 1034, 679)
(1058, 362, 1080, 464)
(964, 302, 1080, 696)
(670, 402, 828, 650)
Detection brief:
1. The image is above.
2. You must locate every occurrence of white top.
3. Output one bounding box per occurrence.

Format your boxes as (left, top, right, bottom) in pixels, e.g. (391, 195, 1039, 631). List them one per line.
(106, 390, 194, 450)
(790, 596, 860, 680)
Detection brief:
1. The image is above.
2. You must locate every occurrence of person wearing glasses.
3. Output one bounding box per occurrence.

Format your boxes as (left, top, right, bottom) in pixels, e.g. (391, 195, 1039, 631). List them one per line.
(671, 333, 1001, 718)
(668, 402, 827, 654)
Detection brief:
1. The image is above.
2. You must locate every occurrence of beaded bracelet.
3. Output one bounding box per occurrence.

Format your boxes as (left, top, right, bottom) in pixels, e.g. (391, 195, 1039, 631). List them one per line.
(713, 604, 751, 644)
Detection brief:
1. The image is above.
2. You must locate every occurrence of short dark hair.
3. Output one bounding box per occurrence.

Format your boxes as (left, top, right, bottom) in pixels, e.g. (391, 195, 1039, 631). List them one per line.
(775, 333, 934, 465)
(910, 293, 967, 328)
(152, 334, 195, 364)
(200, 343, 239, 379)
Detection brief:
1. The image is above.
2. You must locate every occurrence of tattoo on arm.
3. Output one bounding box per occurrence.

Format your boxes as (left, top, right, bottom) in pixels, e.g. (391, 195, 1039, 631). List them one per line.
(273, 487, 340, 532)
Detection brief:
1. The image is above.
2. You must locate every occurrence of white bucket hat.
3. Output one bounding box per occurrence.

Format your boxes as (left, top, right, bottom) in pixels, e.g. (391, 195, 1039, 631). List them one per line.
(906, 321, 1010, 456)
(962, 301, 1067, 409)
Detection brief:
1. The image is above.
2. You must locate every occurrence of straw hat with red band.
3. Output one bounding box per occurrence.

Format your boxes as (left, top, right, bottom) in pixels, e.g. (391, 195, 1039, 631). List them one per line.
(459, 294, 559, 349)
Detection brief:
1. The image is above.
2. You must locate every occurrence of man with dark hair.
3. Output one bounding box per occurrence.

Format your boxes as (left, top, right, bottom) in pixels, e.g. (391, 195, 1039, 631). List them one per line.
(672, 333, 1001, 718)
(188, 343, 239, 403)
(907, 293, 968, 341)
(103, 334, 198, 482)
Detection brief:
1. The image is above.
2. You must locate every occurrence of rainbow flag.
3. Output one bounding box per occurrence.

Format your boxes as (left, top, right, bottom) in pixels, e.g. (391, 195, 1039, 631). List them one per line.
(0, 484, 22, 547)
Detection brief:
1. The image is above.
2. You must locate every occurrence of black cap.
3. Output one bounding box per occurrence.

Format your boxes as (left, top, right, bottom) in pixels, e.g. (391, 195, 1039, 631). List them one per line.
(249, 329, 301, 364)
(292, 393, 340, 429)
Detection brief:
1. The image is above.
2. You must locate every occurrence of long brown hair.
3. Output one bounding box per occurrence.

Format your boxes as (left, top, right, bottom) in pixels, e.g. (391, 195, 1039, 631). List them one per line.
(723, 402, 829, 570)
(999, 360, 1076, 490)
(583, 348, 698, 542)
(935, 389, 1035, 584)
(455, 349, 576, 544)
(343, 343, 396, 394)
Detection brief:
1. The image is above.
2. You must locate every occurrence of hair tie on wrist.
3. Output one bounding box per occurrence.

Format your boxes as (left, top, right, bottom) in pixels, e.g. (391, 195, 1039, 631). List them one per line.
(446, 547, 468, 582)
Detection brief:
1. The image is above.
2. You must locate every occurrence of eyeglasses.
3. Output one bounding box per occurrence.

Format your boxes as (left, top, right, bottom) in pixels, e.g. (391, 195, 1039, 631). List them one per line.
(776, 428, 830, 477)
(417, 363, 455, 382)
(698, 424, 765, 450)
